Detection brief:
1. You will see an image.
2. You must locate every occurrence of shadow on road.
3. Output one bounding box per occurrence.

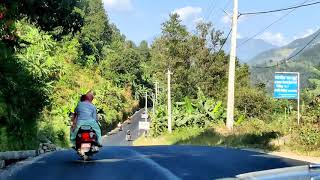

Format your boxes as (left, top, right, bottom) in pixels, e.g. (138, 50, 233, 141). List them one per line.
(2, 146, 309, 180)
(124, 145, 308, 179)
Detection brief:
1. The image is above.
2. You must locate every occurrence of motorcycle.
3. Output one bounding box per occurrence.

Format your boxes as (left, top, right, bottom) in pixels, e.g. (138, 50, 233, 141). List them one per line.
(75, 125, 99, 161)
(126, 130, 132, 141)
(117, 122, 123, 131)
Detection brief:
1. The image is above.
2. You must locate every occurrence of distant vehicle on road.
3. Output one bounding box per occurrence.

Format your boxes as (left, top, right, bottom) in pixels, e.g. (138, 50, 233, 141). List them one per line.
(117, 122, 122, 131)
(141, 111, 148, 119)
(127, 117, 131, 124)
(126, 130, 132, 141)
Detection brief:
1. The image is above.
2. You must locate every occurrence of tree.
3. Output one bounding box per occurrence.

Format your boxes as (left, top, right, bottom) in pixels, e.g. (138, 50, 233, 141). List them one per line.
(150, 13, 193, 100)
(149, 16, 246, 100)
(0, 0, 83, 41)
(0, 21, 62, 149)
(77, 0, 113, 64)
(0, 1, 151, 151)
(138, 40, 151, 62)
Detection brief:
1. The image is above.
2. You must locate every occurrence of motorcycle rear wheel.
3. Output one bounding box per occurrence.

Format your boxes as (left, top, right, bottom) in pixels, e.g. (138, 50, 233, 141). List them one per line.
(82, 154, 90, 161)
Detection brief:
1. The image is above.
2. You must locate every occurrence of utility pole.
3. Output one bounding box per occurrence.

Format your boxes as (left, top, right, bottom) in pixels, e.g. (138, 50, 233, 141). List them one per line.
(152, 93, 155, 116)
(155, 82, 158, 105)
(145, 92, 148, 122)
(226, 0, 238, 130)
(167, 69, 172, 133)
(297, 72, 300, 125)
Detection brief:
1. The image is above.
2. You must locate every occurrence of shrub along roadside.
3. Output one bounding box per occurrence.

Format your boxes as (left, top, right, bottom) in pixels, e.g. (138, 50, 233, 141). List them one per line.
(135, 115, 320, 157)
(135, 125, 280, 151)
(150, 89, 226, 137)
(0, 19, 144, 151)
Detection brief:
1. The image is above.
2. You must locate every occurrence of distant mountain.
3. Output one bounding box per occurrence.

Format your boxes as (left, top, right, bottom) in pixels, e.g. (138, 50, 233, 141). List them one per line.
(249, 29, 320, 92)
(248, 29, 320, 66)
(223, 38, 276, 63)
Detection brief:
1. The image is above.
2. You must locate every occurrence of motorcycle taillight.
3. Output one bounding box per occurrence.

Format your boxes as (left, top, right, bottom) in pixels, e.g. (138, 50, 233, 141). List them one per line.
(81, 132, 91, 141)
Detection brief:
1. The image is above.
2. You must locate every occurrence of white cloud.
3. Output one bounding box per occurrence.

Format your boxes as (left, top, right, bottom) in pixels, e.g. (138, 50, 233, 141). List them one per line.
(221, 14, 232, 24)
(173, 6, 202, 21)
(293, 28, 318, 40)
(259, 32, 288, 46)
(103, 0, 133, 12)
(171, 6, 204, 29)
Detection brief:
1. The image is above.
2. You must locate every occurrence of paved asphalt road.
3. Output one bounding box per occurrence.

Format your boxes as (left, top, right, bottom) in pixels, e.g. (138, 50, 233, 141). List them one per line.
(102, 109, 146, 146)
(0, 110, 309, 180)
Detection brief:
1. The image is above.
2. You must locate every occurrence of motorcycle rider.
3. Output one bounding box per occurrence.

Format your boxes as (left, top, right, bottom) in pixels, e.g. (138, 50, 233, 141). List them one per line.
(126, 130, 131, 141)
(117, 122, 122, 131)
(70, 91, 102, 147)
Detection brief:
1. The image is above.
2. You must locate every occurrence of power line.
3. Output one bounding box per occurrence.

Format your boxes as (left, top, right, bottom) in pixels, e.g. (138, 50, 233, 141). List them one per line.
(209, 0, 232, 32)
(252, 29, 320, 69)
(285, 29, 320, 61)
(212, 0, 232, 22)
(219, 28, 232, 52)
(204, 1, 219, 21)
(237, 11, 295, 48)
(212, 28, 232, 61)
(224, 0, 232, 10)
(237, 0, 309, 48)
(209, 0, 232, 61)
(204, 2, 215, 21)
(240, 1, 320, 16)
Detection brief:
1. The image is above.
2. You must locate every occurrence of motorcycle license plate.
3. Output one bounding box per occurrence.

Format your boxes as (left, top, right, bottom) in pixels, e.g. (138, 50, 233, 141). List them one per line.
(81, 143, 91, 148)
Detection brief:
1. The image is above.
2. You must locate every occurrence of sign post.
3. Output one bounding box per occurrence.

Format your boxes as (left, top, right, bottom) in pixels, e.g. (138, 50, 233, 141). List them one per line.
(145, 92, 148, 122)
(167, 69, 172, 133)
(273, 72, 300, 124)
(139, 121, 150, 130)
(297, 73, 300, 124)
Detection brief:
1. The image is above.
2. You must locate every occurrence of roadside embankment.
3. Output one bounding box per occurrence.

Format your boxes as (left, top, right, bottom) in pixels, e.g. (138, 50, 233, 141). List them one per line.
(0, 142, 58, 169)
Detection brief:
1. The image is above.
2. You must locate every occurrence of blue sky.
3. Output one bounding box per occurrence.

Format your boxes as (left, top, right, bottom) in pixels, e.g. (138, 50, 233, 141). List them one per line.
(103, 0, 320, 47)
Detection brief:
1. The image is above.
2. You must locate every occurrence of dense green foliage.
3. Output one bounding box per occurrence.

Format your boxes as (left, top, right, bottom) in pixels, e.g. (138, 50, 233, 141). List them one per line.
(0, 0, 150, 150)
(1, 1, 319, 153)
(147, 14, 243, 100)
(148, 14, 259, 136)
(150, 90, 225, 137)
(147, 14, 320, 153)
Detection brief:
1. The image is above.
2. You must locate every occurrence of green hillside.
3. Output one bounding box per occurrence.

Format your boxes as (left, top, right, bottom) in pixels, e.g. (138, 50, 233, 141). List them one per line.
(248, 29, 320, 66)
(249, 29, 320, 92)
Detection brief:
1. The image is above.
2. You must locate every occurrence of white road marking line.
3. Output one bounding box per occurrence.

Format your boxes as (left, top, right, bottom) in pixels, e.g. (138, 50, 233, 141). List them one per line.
(126, 148, 181, 180)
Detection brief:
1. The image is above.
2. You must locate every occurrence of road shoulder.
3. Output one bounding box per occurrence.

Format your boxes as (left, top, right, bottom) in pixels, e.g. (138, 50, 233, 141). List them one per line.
(0, 150, 58, 178)
(241, 148, 320, 164)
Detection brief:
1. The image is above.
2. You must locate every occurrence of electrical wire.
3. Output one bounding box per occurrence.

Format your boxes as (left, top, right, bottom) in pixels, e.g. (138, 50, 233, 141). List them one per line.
(212, 0, 232, 22)
(204, 1, 219, 21)
(239, 1, 320, 16)
(219, 28, 232, 52)
(212, 28, 232, 61)
(223, 0, 232, 10)
(237, 0, 309, 48)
